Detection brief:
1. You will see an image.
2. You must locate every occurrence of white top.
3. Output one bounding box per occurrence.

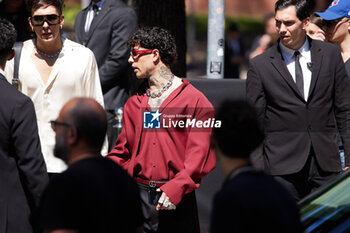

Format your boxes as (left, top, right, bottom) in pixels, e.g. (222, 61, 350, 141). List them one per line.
(279, 38, 312, 101)
(84, 1, 104, 32)
(84, 7, 95, 32)
(0, 69, 5, 77)
(5, 38, 107, 173)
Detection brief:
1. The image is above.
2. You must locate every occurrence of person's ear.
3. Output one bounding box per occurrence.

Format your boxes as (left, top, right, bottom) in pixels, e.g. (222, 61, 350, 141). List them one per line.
(211, 136, 224, 161)
(28, 17, 34, 31)
(59, 14, 64, 29)
(7, 49, 15, 61)
(66, 126, 78, 145)
(302, 17, 310, 30)
(152, 49, 160, 63)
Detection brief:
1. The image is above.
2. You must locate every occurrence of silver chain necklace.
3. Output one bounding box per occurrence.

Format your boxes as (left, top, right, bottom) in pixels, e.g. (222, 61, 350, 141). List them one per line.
(146, 74, 174, 98)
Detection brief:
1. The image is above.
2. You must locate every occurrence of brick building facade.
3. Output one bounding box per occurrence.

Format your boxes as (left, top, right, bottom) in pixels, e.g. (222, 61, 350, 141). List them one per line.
(185, 0, 275, 17)
(65, 0, 275, 17)
(65, 0, 332, 18)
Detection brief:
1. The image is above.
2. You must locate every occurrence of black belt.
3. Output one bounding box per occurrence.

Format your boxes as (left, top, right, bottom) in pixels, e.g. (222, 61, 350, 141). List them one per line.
(135, 177, 167, 188)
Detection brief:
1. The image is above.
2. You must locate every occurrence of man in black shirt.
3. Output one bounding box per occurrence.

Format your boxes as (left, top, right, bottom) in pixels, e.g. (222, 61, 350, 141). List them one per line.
(210, 100, 302, 233)
(38, 97, 143, 233)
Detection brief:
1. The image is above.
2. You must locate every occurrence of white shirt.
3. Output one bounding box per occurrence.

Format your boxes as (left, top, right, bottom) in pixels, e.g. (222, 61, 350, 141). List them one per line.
(279, 38, 312, 101)
(84, 0, 105, 32)
(5, 38, 107, 173)
(84, 7, 95, 32)
(0, 69, 5, 77)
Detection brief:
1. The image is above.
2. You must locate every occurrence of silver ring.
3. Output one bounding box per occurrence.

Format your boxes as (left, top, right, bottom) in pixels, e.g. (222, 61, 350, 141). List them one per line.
(158, 196, 164, 204)
(168, 203, 176, 209)
(163, 200, 170, 208)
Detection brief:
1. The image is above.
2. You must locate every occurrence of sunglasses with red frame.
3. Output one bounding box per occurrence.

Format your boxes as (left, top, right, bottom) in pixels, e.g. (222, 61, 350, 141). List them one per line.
(130, 49, 153, 57)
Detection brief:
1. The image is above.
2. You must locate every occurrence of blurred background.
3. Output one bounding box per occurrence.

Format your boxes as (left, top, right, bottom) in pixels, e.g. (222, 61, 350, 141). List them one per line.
(61, 0, 276, 79)
(58, 0, 332, 80)
(1, 0, 332, 79)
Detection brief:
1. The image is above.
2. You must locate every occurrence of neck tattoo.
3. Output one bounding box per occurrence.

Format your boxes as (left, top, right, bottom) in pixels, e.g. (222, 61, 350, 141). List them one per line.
(146, 74, 174, 98)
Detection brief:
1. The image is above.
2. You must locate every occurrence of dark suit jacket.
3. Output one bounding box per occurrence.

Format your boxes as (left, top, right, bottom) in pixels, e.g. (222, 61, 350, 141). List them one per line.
(0, 74, 48, 233)
(74, 0, 138, 109)
(246, 38, 350, 175)
(210, 168, 302, 233)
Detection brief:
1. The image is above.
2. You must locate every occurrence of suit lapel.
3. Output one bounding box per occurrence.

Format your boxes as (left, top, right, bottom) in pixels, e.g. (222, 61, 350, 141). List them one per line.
(269, 44, 305, 100)
(85, 1, 112, 45)
(80, 7, 89, 43)
(307, 39, 323, 102)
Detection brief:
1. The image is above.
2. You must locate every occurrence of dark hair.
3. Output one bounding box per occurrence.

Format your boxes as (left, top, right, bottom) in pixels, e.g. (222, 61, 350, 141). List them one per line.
(27, 0, 64, 15)
(127, 26, 177, 65)
(213, 100, 264, 158)
(310, 13, 323, 28)
(0, 18, 17, 59)
(66, 99, 107, 151)
(275, 0, 311, 21)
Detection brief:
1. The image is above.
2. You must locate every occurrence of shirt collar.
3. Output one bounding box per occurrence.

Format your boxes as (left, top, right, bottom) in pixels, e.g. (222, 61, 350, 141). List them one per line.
(224, 163, 254, 186)
(279, 36, 310, 59)
(0, 69, 5, 78)
(91, 0, 105, 9)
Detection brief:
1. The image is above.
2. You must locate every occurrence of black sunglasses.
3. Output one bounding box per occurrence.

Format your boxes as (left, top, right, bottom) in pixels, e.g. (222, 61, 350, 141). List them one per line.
(31, 14, 61, 26)
(50, 120, 71, 131)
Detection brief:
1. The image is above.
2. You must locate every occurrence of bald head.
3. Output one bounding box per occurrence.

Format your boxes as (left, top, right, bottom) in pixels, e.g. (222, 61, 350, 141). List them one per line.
(60, 98, 107, 152)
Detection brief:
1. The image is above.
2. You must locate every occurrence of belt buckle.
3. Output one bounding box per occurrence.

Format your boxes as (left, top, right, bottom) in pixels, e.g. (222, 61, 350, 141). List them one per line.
(149, 181, 156, 188)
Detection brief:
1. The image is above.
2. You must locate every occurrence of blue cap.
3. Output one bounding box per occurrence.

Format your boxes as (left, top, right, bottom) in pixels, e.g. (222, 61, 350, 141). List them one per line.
(315, 0, 350, 20)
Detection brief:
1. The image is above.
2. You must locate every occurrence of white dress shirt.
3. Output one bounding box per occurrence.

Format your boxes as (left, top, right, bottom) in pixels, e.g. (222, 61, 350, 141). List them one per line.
(84, 6, 95, 32)
(84, 0, 105, 32)
(279, 38, 312, 101)
(0, 69, 6, 78)
(5, 38, 107, 173)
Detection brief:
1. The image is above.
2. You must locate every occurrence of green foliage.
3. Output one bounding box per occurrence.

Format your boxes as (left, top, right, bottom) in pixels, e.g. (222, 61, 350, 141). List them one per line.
(189, 14, 208, 35)
(63, 3, 82, 29)
(226, 16, 264, 33)
(188, 14, 264, 34)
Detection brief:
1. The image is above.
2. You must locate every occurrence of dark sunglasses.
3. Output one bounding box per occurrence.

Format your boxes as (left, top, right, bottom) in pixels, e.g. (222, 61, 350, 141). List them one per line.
(130, 49, 153, 57)
(31, 14, 61, 26)
(50, 120, 71, 131)
(323, 17, 348, 27)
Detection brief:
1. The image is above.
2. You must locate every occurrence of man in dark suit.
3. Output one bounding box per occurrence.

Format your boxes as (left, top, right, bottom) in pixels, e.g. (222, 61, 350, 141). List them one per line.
(0, 18, 48, 233)
(74, 0, 138, 151)
(210, 100, 302, 233)
(246, 0, 350, 201)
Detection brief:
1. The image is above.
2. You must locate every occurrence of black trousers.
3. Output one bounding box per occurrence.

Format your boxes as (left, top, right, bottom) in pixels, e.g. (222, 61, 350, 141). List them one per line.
(274, 148, 341, 201)
(137, 182, 200, 233)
